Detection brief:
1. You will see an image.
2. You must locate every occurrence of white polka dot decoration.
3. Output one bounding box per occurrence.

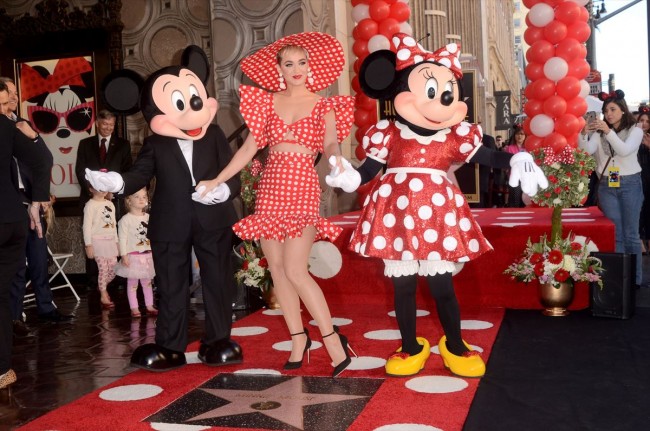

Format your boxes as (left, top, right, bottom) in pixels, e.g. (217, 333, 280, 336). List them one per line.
(185, 351, 201, 364)
(573, 235, 599, 253)
(99, 384, 162, 401)
(461, 320, 493, 330)
(308, 317, 352, 327)
(262, 309, 284, 316)
(405, 375, 468, 394)
(231, 326, 269, 336)
(347, 356, 386, 370)
(234, 368, 282, 376)
(272, 340, 323, 352)
(374, 425, 443, 431)
(365, 329, 402, 340)
(388, 309, 430, 317)
(308, 241, 342, 279)
(151, 423, 211, 431)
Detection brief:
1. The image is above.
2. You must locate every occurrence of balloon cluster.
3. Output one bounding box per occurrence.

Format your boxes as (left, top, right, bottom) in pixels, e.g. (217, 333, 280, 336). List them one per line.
(522, 0, 592, 152)
(351, 0, 412, 160)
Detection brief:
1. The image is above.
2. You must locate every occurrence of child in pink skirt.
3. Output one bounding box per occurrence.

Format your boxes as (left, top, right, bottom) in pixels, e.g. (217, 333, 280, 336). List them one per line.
(115, 188, 157, 317)
(83, 186, 119, 308)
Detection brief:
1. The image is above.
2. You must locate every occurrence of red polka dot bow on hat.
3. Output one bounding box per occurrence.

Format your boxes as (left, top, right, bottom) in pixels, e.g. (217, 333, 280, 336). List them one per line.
(391, 33, 463, 79)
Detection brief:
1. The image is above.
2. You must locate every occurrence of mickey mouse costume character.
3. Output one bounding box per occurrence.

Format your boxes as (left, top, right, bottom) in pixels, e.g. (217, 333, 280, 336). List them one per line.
(327, 33, 548, 377)
(85, 46, 242, 371)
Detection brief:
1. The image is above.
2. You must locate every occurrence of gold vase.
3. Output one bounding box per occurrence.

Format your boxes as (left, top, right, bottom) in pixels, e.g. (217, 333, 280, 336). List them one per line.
(262, 287, 280, 310)
(538, 281, 574, 316)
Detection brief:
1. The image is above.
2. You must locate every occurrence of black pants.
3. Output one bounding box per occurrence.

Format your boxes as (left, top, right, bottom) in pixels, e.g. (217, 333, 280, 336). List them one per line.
(151, 217, 235, 352)
(0, 220, 28, 374)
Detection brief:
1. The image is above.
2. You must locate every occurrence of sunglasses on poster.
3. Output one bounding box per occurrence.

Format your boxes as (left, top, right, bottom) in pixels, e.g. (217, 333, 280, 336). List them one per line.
(27, 101, 94, 135)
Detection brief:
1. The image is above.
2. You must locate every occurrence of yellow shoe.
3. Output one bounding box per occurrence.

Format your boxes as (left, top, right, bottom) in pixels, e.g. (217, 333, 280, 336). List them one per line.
(385, 337, 431, 376)
(438, 336, 485, 378)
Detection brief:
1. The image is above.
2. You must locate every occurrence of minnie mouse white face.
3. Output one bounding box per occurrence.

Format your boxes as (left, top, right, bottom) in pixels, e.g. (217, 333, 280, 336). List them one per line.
(394, 62, 467, 131)
(148, 69, 218, 140)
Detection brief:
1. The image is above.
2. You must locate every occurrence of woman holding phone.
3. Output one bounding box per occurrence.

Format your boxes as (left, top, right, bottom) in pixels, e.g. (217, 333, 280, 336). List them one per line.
(636, 107, 650, 254)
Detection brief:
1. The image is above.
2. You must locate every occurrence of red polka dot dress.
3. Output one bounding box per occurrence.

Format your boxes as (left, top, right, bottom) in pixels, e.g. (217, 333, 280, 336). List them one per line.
(234, 85, 354, 242)
(349, 120, 493, 264)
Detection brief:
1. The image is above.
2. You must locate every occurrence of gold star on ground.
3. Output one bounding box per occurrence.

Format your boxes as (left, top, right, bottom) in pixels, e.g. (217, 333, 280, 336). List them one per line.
(187, 376, 367, 430)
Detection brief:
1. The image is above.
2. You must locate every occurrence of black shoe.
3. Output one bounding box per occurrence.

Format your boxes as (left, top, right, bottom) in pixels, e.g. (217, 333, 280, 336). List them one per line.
(13, 320, 35, 338)
(284, 328, 312, 370)
(130, 343, 187, 372)
(37, 309, 74, 322)
(198, 338, 243, 367)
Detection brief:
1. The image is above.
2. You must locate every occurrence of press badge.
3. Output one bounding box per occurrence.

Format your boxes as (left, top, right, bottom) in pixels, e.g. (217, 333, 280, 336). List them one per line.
(608, 166, 620, 188)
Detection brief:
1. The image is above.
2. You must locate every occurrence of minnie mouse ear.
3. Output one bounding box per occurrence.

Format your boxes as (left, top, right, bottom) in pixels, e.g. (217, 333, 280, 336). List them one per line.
(359, 50, 398, 99)
(101, 69, 144, 115)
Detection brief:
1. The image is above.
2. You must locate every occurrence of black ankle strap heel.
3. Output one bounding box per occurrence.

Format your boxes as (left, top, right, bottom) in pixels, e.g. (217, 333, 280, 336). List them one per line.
(283, 328, 312, 370)
(323, 328, 356, 377)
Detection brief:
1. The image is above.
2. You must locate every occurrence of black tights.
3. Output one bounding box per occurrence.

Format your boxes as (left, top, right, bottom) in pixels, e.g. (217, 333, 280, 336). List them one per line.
(392, 273, 467, 356)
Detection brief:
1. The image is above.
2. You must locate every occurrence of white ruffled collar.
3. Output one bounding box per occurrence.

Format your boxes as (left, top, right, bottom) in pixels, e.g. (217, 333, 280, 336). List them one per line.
(395, 121, 451, 145)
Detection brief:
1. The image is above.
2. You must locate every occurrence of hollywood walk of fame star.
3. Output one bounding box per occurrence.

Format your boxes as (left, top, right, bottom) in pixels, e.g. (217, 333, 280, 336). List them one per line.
(187, 376, 368, 430)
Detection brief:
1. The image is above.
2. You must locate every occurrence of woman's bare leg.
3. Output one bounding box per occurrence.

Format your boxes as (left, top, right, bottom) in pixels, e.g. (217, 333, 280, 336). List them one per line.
(283, 227, 346, 367)
(260, 238, 307, 363)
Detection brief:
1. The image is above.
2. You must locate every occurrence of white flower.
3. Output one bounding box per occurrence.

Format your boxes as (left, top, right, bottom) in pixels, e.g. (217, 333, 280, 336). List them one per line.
(562, 255, 577, 274)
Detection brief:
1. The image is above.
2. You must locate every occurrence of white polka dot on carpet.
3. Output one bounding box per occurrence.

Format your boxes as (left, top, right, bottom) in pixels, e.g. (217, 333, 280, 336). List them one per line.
(272, 340, 323, 352)
(373, 424, 443, 431)
(151, 423, 210, 430)
(405, 375, 468, 394)
(99, 384, 162, 401)
(347, 356, 386, 370)
(231, 326, 269, 336)
(185, 351, 201, 364)
(308, 317, 352, 327)
(234, 368, 282, 375)
(388, 309, 430, 317)
(365, 329, 402, 340)
(262, 309, 283, 316)
(461, 320, 493, 330)
(430, 344, 483, 355)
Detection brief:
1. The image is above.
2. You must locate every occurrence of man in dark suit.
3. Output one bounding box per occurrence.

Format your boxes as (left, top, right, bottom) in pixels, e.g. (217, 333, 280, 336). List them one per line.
(0, 77, 72, 332)
(0, 81, 53, 389)
(75, 109, 132, 288)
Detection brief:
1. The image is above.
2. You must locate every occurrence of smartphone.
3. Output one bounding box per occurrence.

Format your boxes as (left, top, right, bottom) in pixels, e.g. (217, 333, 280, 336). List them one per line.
(585, 111, 597, 124)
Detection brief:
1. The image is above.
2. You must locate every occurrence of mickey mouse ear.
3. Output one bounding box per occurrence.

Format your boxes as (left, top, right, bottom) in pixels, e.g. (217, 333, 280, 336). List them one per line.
(181, 45, 210, 85)
(101, 69, 144, 115)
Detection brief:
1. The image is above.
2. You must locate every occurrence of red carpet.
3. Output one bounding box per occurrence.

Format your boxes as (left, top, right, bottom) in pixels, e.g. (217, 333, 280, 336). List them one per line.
(17, 297, 503, 431)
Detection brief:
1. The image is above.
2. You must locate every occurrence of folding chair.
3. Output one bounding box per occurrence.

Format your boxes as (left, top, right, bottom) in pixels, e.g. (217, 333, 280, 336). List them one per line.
(24, 246, 80, 304)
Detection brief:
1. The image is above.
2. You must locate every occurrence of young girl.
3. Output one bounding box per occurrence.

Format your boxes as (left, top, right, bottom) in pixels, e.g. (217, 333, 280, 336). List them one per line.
(115, 188, 157, 317)
(83, 186, 119, 308)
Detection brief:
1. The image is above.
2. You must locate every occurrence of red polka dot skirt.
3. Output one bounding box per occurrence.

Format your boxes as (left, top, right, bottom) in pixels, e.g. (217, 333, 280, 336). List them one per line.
(233, 151, 342, 242)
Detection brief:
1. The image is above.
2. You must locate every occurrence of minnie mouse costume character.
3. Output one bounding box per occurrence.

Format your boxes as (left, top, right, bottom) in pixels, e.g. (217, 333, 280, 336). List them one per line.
(327, 33, 547, 377)
(85, 46, 242, 372)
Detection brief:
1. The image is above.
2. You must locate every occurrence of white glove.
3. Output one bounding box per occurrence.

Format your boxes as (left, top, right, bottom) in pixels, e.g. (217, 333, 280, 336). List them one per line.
(192, 183, 231, 205)
(325, 155, 361, 193)
(508, 152, 549, 197)
(84, 168, 124, 193)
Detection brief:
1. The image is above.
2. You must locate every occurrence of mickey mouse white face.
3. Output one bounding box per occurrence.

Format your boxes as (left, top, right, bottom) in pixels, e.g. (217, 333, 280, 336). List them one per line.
(394, 62, 467, 131)
(149, 68, 218, 140)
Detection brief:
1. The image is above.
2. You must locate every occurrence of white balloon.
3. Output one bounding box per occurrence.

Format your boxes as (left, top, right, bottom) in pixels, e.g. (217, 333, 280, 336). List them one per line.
(530, 114, 555, 137)
(568, 0, 589, 6)
(352, 4, 370, 23)
(579, 79, 590, 98)
(368, 34, 391, 53)
(399, 21, 413, 36)
(529, 3, 555, 27)
(543, 57, 569, 81)
(398, 0, 409, 3)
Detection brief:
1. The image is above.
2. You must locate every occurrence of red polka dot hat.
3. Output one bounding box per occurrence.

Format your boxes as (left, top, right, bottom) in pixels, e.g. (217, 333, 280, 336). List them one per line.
(240, 32, 345, 93)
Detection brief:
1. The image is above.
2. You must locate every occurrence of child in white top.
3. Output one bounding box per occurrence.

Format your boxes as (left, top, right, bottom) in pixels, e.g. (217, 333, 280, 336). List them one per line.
(115, 188, 157, 317)
(83, 187, 119, 308)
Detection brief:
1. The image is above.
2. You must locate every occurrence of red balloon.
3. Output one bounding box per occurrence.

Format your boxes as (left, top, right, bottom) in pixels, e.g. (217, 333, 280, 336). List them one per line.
(353, 58, 362, 74)
(522, 0, 542, 7)
(567, 21, 591, 43)
(351, 76, 362, 94)
(354, 108, 376, 127)
(524, 26, 544, 46)
(355, 143, 367, 160)
(524, 84, 536, 101)
(555, 38, 582, 62)
(555, 113, 580, 136)
(555, 1, 581, 25)
(545, 0, 564, 6)
(566, 96, 588, 117)
(356, 18, 379, 41)
(524, 99, 544, 118)
(389, 1, 410, 21)
(543, 95, 568, 118)
(355, 93, 376, 111)
(352, 0, 372, 5)
(568, 58, 590, 79)
(544, 132, 568, 152)
(578, 6, 590, 22)
(543, 20, 568, 45)
(566, 133, 579, 148)
(525, 62, 545, 81)
(525, 135, 544, 151)
(523, 117, 532, 136)
(526, 40, 555, 64)
(532, 78, 556, 101)
(353, 39, 369, 59)
(379, 18, 401, 38)
(369, 0, 391, 21)
(576, 116, 586, 132)
(556, 76, 581, 99)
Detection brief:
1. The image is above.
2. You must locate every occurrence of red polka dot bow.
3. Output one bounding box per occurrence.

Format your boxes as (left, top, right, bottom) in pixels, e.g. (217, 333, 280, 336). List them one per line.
(20, 57, 92, 101)
(391, 33, 463, 79)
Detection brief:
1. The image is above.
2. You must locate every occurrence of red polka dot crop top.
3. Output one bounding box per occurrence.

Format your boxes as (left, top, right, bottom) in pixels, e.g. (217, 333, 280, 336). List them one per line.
(239, 85, 354, 153)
